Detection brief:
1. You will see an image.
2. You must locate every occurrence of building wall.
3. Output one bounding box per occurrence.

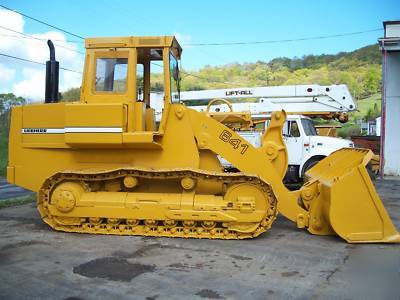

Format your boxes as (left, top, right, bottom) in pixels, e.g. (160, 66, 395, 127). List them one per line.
(383, 52, 400, 175)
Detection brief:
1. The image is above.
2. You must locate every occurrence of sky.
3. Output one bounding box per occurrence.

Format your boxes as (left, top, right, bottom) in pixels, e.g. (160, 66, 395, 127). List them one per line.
(0, 0, 399, 101)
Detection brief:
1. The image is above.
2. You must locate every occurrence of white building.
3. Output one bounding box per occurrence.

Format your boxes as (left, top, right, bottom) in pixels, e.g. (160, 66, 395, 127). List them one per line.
(379, 21, 400, 176)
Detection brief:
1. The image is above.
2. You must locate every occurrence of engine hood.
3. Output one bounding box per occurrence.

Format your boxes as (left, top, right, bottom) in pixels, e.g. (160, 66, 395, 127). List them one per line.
(309, 135, 353, 149)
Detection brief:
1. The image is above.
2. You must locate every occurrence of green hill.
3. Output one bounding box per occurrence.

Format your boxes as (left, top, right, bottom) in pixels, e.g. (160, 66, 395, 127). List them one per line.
(268, 44, 381, 71)
(175, 44, 381, 101)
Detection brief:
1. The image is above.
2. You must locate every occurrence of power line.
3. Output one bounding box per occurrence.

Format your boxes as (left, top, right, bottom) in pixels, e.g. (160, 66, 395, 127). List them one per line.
(0, 25, 84, 55)
(0, 53, 82, 74)
(0, 33, 84, 44)
(0, 4, 85, 40)
(1, 3, 381, 86)
(0, 53, 234, 86)
(0, 38, 236, 85)
(185, 28, 383, 46)
(0, 4, 382, 48)
(0, 4, 234, 88)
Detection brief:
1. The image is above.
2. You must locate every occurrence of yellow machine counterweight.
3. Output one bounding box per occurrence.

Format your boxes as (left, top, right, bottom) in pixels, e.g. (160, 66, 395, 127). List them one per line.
(7, 36, 400, 243)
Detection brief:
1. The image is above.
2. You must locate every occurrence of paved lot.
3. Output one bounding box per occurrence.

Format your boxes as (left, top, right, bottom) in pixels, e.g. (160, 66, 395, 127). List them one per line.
(0, 179, 399, 300)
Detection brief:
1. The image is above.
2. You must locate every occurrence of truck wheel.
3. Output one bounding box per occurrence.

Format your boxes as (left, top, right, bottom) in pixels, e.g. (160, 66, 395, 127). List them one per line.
(284, 165, 300, 183)
(302, 157, 324, 178)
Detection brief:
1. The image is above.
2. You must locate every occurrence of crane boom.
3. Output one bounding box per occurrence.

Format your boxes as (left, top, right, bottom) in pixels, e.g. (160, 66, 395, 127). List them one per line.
(151, 84, 356, 122)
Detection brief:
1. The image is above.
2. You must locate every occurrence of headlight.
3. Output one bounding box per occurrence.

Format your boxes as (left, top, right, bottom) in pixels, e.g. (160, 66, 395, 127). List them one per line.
(349, 142, 354, 148)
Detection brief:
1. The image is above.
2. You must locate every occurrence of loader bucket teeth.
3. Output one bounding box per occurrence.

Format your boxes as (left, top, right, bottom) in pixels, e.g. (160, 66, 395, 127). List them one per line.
(303, 148, 400, 243)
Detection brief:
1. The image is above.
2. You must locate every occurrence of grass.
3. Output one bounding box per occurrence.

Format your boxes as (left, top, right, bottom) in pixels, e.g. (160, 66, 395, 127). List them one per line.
(352, 93, 381, 120)
(0, 194, 36, 209)
(0, 128, 35, 209)
(0, 130, 7, 177)
(0, 129, 35, 209)
(336, 93, 381, 138)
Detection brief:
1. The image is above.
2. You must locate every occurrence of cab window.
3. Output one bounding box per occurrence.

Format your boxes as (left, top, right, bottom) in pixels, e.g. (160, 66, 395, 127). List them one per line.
(289, 121, 300, 137)
(136, 63, 144, 101)
(169, 52, 180, 103)
(95, 58, 128, 92)
(301, 118, 318, 136)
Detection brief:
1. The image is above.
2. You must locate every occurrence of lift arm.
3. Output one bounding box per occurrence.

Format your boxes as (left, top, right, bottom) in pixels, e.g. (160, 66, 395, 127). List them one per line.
(183, 105, 309, 226)
(179, 105, 400, 243)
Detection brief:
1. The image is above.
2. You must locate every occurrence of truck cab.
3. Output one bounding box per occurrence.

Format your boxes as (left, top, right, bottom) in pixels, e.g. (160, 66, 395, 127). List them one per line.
(280, 115, 354, 182)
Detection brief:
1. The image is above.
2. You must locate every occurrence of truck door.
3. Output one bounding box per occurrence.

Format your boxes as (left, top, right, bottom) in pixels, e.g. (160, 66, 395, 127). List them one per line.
(283, 120, 303, 165)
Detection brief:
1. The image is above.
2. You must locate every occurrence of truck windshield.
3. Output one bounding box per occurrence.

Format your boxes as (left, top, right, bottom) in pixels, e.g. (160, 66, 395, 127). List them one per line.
(301, 118, 318, 136)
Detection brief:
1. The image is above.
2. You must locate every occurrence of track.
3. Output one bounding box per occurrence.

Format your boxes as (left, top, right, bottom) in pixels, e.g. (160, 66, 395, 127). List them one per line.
(38, 168, 278, 239)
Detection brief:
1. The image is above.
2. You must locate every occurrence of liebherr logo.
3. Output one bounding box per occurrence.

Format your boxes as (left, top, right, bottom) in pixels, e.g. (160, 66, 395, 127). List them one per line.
(23, 128, 47, 133)
(225, 90, 253, 96)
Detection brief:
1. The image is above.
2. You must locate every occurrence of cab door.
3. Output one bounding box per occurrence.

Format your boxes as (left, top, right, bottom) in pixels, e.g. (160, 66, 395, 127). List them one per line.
(283, 120, 303, 165)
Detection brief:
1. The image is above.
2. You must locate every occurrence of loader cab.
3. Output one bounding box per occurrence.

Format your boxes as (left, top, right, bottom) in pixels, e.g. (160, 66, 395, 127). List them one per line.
(81, 36, 182, 135)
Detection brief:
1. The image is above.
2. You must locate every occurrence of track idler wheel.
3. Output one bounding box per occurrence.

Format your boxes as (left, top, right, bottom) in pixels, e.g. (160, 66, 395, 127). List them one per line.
(223, 182, 276, 235)
(51, 181, 85, 213)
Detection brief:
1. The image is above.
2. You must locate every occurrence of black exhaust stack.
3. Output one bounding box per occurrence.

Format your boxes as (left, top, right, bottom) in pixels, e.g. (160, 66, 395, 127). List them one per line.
(45, 40, 59, 103)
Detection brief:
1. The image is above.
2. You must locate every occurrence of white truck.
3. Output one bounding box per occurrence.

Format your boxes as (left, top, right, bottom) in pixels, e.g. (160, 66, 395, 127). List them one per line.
(205, 113, 354, 182)
(151, 84, 356, 181)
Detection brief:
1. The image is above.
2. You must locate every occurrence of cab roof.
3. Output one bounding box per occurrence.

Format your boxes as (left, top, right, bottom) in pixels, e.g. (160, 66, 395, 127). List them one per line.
(85, 36, 182, 58)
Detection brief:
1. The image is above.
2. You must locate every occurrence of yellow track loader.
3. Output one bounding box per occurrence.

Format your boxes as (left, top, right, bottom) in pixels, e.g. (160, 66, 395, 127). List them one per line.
(7, 36, 400, 243)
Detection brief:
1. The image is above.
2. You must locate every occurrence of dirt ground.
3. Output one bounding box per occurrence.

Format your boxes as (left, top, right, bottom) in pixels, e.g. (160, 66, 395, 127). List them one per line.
(0, 179, 399, 300)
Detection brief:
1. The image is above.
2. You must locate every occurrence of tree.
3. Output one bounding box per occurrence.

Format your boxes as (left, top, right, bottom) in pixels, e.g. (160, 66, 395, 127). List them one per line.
(363, 68, 381, 96)
(61, 88, 80, 102)
(0, 93, 26, 132)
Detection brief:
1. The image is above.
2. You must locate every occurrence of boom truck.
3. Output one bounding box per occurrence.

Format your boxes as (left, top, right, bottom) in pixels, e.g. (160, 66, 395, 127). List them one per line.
(7, 37, 400, 243)
(151, 85, 357, 181)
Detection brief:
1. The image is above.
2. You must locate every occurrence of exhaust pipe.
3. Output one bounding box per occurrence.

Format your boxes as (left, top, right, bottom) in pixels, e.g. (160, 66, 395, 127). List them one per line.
(45, 40, 59, 103)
